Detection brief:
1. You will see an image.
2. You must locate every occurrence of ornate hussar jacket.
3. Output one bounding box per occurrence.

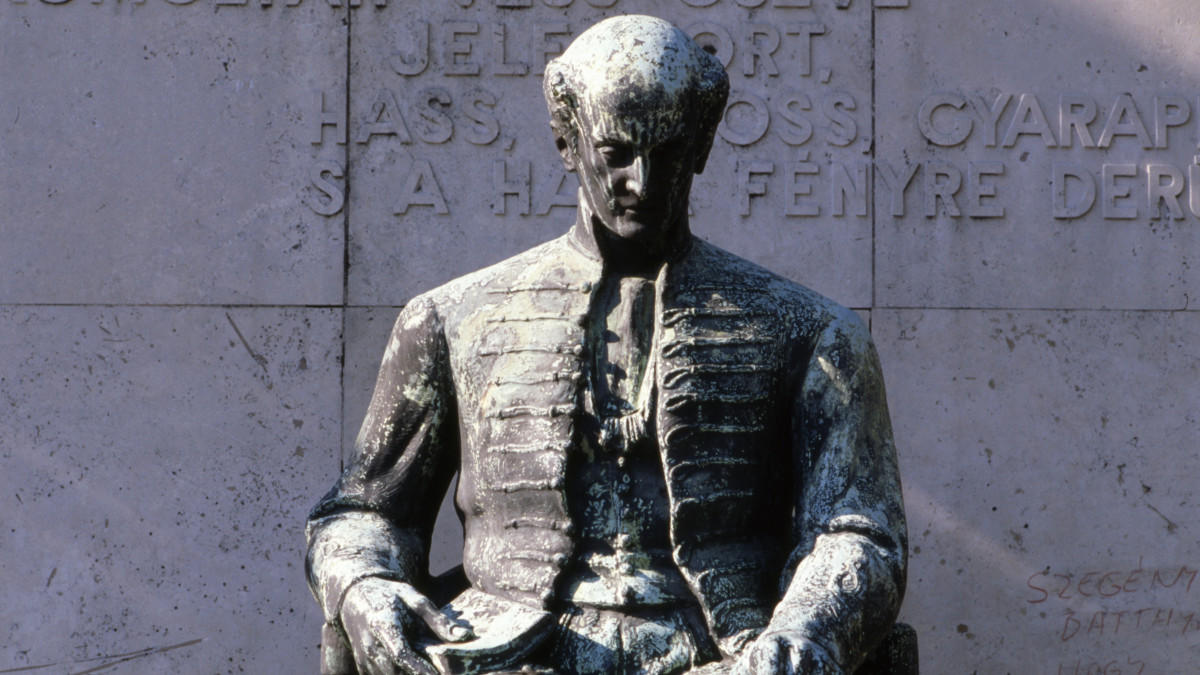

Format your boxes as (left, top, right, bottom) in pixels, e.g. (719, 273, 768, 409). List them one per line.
(307, 222, 907, 672)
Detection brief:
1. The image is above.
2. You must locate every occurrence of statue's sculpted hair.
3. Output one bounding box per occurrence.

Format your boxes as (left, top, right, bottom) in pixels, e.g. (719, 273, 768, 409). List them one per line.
(543, 15, 730, 167)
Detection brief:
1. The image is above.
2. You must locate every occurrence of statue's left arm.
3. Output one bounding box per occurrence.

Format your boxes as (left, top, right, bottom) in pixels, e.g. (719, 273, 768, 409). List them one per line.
(746, 308, 907, 674)
(305, 297, 462, 645)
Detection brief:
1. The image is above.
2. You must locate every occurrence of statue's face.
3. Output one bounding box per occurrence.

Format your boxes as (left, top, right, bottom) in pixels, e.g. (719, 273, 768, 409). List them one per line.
(568, 95, 701, 248)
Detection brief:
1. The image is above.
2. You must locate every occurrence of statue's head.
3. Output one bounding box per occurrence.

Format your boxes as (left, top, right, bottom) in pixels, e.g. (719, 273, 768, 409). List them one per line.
(544, 15, 729, 251)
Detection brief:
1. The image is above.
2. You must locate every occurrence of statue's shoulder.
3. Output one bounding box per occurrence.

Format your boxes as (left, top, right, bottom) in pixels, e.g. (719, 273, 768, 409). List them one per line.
(679, 238, 862, 334)
(412, 235, 593, 321)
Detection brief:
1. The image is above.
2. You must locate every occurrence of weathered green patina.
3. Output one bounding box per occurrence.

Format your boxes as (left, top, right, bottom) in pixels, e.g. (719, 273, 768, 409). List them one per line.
(306, 16, 909, 675)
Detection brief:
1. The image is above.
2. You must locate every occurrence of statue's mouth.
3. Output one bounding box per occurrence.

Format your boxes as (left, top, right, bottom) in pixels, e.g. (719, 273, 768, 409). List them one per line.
(614, 198, 656, 218)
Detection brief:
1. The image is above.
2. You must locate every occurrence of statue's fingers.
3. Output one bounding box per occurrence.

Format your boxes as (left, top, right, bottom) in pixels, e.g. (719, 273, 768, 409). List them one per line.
(349, 630, 402, 675)
(373, 621, 439, 675)
(348, 633, 375, 675)
(784, 645, 807, 675)
(787, 640, 838, 675)
(754, 636, 786, 675)
(391, 646, 441, 675)
(792, 642, 841, 675)
(394, 585, 475, 643)
(733, 636, 783, 675)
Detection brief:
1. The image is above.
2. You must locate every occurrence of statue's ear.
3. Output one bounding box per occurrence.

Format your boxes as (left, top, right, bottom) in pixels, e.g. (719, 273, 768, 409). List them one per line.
(552, 124, 577, 173)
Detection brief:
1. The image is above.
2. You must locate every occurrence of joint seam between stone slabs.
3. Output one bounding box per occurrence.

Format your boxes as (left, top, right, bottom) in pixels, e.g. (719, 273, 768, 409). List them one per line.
(867, 306, 1198, 313)
(0, 303, 353, 309)
(340, 0, 353, 474)
(869, 3, 878, 324)
(327, 305, 1200, 314)
(3, 304, 1196, 314)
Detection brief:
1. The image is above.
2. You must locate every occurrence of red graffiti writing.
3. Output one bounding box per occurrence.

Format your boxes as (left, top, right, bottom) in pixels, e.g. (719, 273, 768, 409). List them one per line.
(1028, 558, 1198, 603)
(1060, 607, 1200, 642)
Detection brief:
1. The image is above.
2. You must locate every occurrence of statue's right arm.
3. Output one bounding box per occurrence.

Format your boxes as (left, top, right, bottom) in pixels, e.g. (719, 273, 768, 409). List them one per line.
(305, 297, 465, 669)
(736, 307, 906, 675)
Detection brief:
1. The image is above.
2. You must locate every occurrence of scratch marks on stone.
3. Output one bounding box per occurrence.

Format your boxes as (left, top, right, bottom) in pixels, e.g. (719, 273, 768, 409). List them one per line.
(1144, 502, 1179, 534)
(45, 567, 56, 589)
(226, 312, 268, 373)
(0, 638, 202, 674)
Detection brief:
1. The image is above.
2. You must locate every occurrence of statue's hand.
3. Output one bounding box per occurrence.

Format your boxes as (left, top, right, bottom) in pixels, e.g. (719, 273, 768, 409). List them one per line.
(340, 577, 475, 675)
(730, 631, 842, 675)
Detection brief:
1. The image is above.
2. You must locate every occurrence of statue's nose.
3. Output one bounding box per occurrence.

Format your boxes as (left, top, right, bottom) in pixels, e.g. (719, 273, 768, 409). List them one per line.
(625, 154, 649, 197)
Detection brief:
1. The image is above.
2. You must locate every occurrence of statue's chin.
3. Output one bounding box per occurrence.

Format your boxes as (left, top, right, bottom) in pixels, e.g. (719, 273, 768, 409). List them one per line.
(606, 219, 654, 240)
(600, 210, 675, 242)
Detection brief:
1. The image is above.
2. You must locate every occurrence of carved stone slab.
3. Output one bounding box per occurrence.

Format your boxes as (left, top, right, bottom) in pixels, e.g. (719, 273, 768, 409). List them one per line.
(875, 0, 1200, 309)
(2, 0, 1200, 673)
(0, 307, 341, 670)
(0, 2, 347, 305)
(876, 308, 1200, 673)
(344, 0, 881, 308)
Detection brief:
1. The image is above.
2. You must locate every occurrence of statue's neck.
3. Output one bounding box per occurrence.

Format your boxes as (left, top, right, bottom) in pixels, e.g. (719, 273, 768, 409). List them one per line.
(570, 197, 691, 276)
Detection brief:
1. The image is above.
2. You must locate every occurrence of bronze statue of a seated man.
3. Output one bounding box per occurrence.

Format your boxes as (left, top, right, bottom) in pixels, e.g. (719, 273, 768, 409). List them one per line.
(306, 15, 907, 675)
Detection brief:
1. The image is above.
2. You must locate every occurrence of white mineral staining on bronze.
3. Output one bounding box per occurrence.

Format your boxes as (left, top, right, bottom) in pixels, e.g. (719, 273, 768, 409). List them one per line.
(544, 15, 727, 149)
(307, 15, 907, 675)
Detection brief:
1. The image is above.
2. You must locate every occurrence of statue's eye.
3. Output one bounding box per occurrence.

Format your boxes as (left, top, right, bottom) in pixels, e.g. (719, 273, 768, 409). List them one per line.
(597, 144, 632, 166)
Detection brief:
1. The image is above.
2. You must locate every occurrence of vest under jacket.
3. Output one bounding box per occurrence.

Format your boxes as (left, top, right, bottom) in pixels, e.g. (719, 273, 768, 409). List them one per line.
(307, 224, 907, 672)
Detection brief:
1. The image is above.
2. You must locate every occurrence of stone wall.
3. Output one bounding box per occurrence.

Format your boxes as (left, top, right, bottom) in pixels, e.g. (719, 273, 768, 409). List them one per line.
(2, 0, 1198, 672)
